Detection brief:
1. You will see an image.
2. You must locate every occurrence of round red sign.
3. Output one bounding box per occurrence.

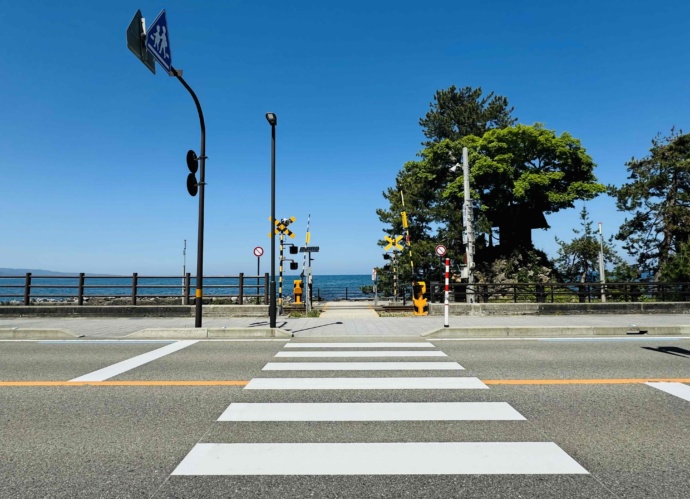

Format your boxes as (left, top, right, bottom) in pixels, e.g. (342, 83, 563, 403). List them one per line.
(435, 245, 447, 257)
(253, 246, 264, 257)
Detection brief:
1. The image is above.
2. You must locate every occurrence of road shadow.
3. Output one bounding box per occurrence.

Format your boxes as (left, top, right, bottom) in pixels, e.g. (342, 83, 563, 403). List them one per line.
(288, 322, 344, 335)
(642, 346, 690, 358)
(249, 320, 288, 329)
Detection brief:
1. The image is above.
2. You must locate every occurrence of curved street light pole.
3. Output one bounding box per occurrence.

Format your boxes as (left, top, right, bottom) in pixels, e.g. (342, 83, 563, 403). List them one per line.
(266, 113, 277, 328)
(173, 67, 206, 327)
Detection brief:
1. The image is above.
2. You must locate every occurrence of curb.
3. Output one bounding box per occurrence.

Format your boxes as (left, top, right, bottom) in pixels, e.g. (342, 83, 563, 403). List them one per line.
(423, 325, 690, 338)
(0, 328, 79, 339)
(125, 328, 292, 339)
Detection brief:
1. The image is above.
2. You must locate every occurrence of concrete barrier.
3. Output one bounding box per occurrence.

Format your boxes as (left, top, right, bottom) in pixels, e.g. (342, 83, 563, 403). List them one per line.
(428, 302, 690, 316)
(424, 325, 690, 338)
(0, 328, 78, 339)
(126, 327, 291, 339)
(0, 305, 269, 318)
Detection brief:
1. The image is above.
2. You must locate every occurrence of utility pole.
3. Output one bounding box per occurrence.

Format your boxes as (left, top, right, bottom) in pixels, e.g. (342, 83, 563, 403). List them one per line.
(462, 147, 475, 303)
(598, 222, 606, 303)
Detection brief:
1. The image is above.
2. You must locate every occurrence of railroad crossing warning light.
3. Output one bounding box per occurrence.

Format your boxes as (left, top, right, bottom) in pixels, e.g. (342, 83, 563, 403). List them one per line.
(412, 281, 429, 316)
(186, 150, 199, 197)
(289, 262, 299, 270)
(289, 246, 298, 255)
(383, 264, 391, 271)
(383, 254, 391, 260)
(293, 280, 303, 304)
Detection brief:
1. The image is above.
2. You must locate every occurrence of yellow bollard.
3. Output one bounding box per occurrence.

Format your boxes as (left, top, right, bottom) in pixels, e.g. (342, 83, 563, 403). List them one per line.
(293, 279, 303, 304)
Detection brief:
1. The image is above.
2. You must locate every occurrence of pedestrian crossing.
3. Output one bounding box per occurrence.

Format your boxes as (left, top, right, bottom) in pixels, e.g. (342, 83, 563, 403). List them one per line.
(172, 340, 588, 476)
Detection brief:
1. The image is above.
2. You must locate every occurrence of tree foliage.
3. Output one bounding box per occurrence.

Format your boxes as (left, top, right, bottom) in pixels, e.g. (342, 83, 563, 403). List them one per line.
(419, 86, 516, 145)
(378, 87, 605, 284)
(609, 129, 690, 280)
(554, 206, 620, 283)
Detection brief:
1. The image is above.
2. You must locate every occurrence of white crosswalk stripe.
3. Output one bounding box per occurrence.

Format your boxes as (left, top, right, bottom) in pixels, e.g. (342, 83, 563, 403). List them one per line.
(263, 361, 464, 370)
(172, 340, 589, 476)
(172, 442, 588, 475)
(275, 350, 447, 357)
(218, 402, 526, 421)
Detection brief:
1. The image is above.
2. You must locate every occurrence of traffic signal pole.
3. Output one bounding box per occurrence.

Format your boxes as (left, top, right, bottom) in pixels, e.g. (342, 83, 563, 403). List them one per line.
(172, 67, 206, 327)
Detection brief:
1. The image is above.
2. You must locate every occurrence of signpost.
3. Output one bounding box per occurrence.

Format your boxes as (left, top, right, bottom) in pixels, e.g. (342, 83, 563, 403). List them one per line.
(127, 9, 208, 327)
(444, 257, 450, 328)
(254, 246, 264, 303)
(145, 10, 173, 75)
(126, 10, 155, 74)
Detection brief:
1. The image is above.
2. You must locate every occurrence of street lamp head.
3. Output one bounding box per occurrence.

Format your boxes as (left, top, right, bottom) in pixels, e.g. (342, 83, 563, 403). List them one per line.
(265, 112, 277, 126)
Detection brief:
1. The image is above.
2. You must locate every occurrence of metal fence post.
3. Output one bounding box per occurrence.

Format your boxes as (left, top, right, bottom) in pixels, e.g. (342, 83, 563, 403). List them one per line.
(132, 273, 138, 306)
(24, 272, 31, 306)
(238, 273, 244, 305)
(264, 273, 269, 305)
(78, 273, 85, 306)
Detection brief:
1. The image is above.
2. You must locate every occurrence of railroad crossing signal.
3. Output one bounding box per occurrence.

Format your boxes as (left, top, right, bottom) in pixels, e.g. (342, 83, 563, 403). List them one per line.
(385, 235, 403, 251)
(269, 216, 296, 238)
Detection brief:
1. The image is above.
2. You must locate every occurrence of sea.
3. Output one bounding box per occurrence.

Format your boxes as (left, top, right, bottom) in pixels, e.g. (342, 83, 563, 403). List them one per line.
(0, 274, 376, 303)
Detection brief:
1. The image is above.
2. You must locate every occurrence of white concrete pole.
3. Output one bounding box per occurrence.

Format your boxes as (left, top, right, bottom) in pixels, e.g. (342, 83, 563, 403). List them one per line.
(598, 222, 606, 303)
(463, 147, 475, 304)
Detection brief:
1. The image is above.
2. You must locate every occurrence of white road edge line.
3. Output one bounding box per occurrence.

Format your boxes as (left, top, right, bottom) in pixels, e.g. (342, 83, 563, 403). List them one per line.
(218, 402, 525, 421)
(172, 442, 588, 475)
(646, 382, 690, 402)
(69, 340, 198, 382)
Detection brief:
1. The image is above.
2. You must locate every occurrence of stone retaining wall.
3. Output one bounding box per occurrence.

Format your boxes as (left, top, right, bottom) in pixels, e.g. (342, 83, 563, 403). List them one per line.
(0, 305, 269, 318)
(428, 302, 690, 316)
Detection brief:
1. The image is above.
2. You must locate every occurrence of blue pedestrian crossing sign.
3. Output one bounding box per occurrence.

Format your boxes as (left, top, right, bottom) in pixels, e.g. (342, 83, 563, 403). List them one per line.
(146, 10, 173, 75)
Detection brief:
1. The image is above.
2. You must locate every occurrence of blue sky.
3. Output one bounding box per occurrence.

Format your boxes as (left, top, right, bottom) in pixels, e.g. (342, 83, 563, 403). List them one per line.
(1, 0, 688, 276)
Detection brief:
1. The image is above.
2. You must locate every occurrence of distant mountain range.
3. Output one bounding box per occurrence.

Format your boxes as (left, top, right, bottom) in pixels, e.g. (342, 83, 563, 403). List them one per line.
(0, 268, 77, 276)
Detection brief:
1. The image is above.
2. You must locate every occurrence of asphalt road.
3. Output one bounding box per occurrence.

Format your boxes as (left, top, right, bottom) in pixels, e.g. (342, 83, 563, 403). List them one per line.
(1, 337, 689, 498)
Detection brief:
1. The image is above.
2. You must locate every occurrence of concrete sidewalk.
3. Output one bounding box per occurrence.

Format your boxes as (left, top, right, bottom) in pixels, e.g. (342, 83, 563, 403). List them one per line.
(1, 312, 690, 338)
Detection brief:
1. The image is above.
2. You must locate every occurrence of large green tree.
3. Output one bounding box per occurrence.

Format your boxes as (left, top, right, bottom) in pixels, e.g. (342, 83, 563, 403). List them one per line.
(378, 123, 605, 282)
(609, 129, 690, 280)
(377, 86, 516, 282)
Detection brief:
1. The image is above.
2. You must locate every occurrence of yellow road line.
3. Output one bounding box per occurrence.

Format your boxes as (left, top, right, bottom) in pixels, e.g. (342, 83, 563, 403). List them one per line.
(0, 380, 249, 387)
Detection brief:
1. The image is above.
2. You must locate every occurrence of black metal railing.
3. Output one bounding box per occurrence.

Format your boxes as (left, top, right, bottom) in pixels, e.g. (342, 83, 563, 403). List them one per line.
(0, 273, 270, 305)
(428, 281, 690, 303)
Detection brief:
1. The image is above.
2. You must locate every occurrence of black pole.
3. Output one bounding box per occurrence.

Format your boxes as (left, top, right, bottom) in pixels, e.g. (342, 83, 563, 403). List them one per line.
(267, 114, 277, 328)
(173, 67, 206, 328)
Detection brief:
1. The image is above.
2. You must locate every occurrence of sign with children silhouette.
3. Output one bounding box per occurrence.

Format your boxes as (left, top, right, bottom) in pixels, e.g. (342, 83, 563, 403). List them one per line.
(146, 10, 172, 75)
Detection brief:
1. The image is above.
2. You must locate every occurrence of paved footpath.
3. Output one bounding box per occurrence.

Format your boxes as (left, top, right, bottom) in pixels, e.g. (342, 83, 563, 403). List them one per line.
(1, 301, 689, 338)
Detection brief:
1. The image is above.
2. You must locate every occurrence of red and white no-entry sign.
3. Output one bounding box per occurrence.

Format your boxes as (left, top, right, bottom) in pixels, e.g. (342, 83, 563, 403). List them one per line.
(253, 246, 264, 257)
(435, 245, 447, 257)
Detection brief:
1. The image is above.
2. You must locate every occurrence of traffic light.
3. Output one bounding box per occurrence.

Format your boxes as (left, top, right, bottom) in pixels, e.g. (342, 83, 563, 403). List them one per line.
(186, 150, 199, 197)
(412, 281, 428, 316)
